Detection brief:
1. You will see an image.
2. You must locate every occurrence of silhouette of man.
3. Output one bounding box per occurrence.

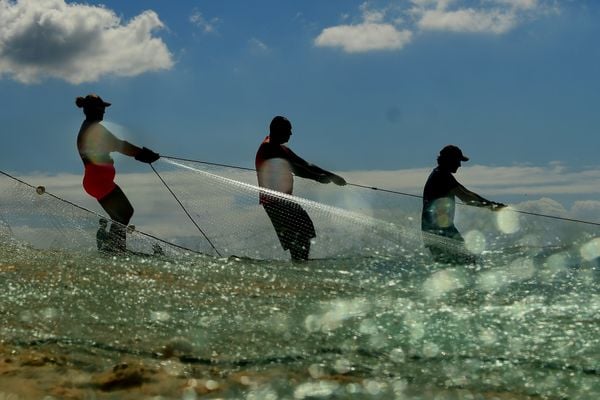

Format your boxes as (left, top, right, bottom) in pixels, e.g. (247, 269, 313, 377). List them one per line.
(421, 145, 505, 263)
(76, 94, 159, 253)
(256, 116, 346, 261)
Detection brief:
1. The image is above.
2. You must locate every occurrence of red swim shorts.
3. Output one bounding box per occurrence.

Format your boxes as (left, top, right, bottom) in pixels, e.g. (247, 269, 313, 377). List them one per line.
(83, 163, 117, 200)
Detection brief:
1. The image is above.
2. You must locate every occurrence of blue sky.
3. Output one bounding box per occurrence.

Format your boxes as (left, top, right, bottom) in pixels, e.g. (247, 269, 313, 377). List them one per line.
(1, 0, 599, 210)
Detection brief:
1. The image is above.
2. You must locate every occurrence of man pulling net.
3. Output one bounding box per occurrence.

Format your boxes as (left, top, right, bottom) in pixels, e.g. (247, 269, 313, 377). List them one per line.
(255, 116, 346, 261)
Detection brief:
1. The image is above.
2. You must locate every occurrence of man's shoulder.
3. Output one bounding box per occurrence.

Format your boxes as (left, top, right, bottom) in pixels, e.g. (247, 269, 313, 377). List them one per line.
(425, 167, 459, 190)
(430, 167, 454, 178)
(257, 141, 291, 157)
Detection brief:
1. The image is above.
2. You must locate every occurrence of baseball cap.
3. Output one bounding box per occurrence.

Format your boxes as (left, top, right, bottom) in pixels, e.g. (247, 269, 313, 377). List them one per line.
(439, 145, 469, 161)
(77, 94, 111, 108)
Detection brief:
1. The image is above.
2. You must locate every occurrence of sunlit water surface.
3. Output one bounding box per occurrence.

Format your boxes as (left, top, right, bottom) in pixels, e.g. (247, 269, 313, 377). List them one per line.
(0, 242, 598, 399)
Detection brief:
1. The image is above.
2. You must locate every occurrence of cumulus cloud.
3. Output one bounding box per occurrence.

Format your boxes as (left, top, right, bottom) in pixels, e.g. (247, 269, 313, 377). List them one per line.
(314, 4, 412, 53)
(0, 0, 174, 84)
(316, 0, 554, 53)
(417, 8, 517, 34)
(412, 0, 551, 35)
(315, 23, 413, 53)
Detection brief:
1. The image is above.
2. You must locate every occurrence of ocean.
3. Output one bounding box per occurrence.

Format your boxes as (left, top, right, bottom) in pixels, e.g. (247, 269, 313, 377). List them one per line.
(0, 245, 598, 399)
(0, 162, 598, 399)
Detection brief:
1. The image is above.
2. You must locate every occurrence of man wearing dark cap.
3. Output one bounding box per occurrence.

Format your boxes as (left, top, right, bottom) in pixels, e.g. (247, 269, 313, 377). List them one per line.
(421, 145, 505, 263)
(256, 116, 346, 261)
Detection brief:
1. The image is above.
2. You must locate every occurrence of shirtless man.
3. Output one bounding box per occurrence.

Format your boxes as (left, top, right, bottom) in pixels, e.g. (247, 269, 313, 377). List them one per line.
(256, 116, 345, 260)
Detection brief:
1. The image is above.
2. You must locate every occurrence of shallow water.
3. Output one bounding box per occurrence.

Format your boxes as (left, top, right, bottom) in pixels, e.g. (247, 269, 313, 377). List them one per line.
(0, 168, 598, 398)
(0, 242, 598, 399)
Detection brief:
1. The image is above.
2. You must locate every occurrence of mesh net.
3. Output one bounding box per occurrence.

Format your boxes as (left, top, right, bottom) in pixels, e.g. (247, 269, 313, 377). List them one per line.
(0, 171, 194, 258)
(151, 159, 424, 260)
(0, 161, 427, 261)
(1, 160, 598, 263)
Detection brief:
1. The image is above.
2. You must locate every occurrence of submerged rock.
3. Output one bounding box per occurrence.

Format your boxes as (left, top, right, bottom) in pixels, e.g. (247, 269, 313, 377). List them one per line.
(92, 361, 150, 391)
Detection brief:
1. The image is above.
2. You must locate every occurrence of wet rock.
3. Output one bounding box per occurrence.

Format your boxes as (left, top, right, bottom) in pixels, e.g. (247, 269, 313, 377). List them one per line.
(20, 351, 62, 367)
(161, 337, 195, 359)
(92, 361, 150, 391)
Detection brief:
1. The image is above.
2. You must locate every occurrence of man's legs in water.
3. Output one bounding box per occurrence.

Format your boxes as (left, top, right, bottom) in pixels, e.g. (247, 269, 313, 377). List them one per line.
(283, 204, 314, 262)
(289, 237, 310, 261)
(263, 201, 315, 262)
(98, 186, 134, 253)
(423, 227, 478, 265)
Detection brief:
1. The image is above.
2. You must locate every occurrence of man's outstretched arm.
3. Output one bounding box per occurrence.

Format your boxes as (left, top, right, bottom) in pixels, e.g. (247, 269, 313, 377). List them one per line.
(287, 150, 346, 186)
(453, 184, 505, 210)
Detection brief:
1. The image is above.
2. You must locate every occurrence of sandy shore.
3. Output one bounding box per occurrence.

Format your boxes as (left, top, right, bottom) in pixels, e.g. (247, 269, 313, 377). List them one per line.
(0, 343, 547, 400)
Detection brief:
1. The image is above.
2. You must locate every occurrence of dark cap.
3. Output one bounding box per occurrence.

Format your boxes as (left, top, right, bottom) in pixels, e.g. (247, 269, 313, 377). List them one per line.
(76, 94, 111, 109)
(439, 145, 469, 161)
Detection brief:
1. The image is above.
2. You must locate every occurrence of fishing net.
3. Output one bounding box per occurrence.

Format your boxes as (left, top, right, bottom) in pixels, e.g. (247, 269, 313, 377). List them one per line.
(0, 161, 428, 261)
(1, 160, 599, 265)
(0, 171, 194, 258)
(143, 159, 600, 265)
(150, 159, 424, 260)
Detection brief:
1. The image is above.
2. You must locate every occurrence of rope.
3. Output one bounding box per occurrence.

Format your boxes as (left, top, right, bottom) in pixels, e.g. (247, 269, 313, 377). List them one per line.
(150, 164, 222, 257)
(345, 182, 422, 199)
(503, 210, 600, 227)
(161, 155, 600, 228)
(0, 169, 202, 255)
(163, 155, 255, 172)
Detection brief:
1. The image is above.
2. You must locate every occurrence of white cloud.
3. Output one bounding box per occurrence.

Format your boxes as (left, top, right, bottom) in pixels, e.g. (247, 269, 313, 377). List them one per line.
(495, 0, 539, 10)
(418, 8, 517, 34)
(0, 0, 173, 84)
(412, 0, 552, 34)
(248, 37, 270, 54)
(315, 23, 412, 53)
(189, 9, 220, 33)
(316, 0, 555, 53)
(314, 3, 413, 53)
(360, 3, 386, 24)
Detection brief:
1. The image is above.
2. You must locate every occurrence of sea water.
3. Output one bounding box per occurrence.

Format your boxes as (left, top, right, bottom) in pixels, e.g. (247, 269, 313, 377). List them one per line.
(0, 241, 598, 399)
(0, 163, 598, 398)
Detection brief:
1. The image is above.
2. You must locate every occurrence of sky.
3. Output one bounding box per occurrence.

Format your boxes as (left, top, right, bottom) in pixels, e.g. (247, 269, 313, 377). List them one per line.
(1, 0, 600, 219)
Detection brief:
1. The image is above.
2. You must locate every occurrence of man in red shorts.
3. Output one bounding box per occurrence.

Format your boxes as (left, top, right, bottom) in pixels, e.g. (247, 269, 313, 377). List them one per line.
(76, 94, 159, 253)
(256, 116, 346, 261)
